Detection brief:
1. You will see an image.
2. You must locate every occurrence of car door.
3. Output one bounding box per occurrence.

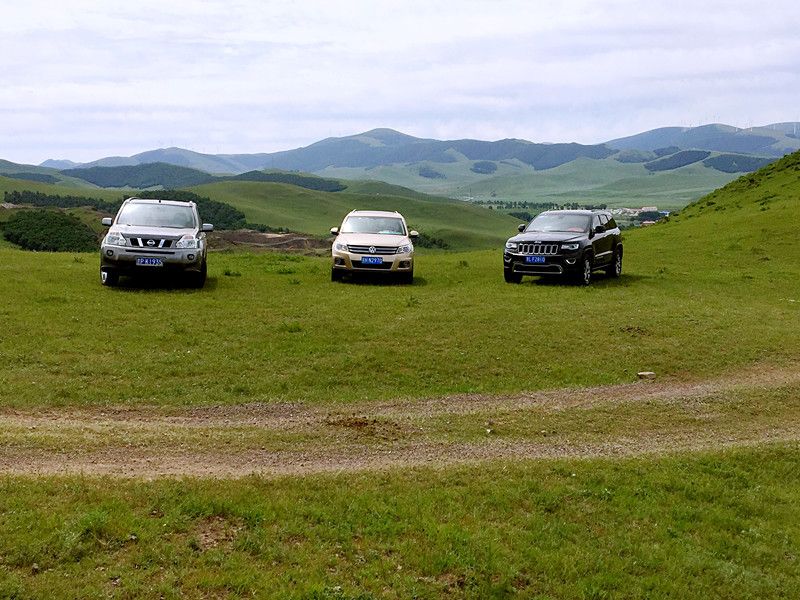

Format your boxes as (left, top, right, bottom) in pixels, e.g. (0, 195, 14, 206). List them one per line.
(592, 214, 613, 265)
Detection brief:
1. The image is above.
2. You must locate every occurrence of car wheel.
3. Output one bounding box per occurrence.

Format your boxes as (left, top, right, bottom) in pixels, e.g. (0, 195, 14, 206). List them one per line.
(331, 268, 343, 282)
(190, 261, 207, 288)
(576, 255, 592, 286)
(606, 249, 622, 278)
(100, 268, 119, 287)
(504, 269, 522, 284)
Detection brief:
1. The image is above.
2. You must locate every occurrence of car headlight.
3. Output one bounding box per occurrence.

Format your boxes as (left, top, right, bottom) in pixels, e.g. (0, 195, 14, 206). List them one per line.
(104, 231, 126, 247)
(561, 243, 580, 251)
(175, 235, 199, 249)
(397, 244, 413, 254)
(505, 241, 518, 250)
(334, 241, 348, 252)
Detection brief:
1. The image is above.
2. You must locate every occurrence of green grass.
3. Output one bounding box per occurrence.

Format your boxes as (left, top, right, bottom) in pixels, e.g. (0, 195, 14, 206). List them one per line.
(1, 153, 800, 599)
(1, 445, 799, 598)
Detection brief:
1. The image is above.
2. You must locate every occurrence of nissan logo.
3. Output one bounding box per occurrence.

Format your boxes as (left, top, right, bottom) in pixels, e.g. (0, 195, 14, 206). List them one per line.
(369, 246, 376, 254)
(146, 239, 156, 247)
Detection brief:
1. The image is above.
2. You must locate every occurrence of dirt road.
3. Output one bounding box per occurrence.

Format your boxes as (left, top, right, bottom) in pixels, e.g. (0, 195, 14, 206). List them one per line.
(1, 363, 798, 478)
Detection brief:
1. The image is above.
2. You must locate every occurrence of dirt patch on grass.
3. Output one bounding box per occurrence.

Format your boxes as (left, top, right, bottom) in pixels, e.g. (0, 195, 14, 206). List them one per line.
(1, 362, 798, 478)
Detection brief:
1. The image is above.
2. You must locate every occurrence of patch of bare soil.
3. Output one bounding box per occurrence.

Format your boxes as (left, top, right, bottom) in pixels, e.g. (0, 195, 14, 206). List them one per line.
(209, 229, 330, 254)
(1, 362, 798, 478)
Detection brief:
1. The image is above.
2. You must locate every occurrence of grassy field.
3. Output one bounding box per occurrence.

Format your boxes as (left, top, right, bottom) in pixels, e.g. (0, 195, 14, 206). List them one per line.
(1, 153, 799, 597)
(188, 180, 518, 249)
(1, 445, 799, 598)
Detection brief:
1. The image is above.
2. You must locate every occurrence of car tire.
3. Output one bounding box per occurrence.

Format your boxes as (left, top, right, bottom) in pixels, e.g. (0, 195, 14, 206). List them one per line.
(100, 268, 119, 287)
(190, 260, 207, 288)
(606, 249, 622, 278)
(575, 255, 592, 286)
(331, 268, 343, 282)
(504, 269, 522, 284)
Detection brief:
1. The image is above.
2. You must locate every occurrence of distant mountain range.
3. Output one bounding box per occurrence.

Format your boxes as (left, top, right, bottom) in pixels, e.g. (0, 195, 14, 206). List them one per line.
(0, 122, 792, 209)
(39, 123, 799, 175)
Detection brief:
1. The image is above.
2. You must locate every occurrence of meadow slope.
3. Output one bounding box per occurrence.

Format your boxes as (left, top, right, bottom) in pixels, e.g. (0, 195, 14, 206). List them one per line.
(1, 152, 799, 598)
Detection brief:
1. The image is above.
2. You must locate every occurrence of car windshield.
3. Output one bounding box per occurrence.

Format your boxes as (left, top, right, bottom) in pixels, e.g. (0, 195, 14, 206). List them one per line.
(526, 213, 590, 233)
(116, 203, 196, 228)
(341, 216, 405, 235)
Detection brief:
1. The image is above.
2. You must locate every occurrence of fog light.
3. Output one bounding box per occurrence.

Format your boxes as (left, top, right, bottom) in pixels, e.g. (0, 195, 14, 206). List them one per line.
(106, 250, 113, 257)
(188, 253, 195, 261)
(334, 257, 345, 266)
(399, 260, 411, 268)
(566, 258, 576, 265)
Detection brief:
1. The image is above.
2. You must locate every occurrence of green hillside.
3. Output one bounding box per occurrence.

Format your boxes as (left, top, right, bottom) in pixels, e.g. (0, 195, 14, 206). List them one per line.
(1, 154, 800, 598)
(189, 180, 517, 249)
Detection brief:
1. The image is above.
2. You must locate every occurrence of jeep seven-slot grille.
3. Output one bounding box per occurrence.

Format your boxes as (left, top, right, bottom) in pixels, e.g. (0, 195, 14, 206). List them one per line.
(347, 245, 398, 255)
(518, 243, 558, 255)
(127, 237, 174, 248)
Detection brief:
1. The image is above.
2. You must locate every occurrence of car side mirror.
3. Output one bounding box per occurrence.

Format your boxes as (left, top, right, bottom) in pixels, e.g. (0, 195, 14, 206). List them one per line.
(594, 225, 605, 234)
(409, 230, 419, 239)
(202, 223, 214, 232)
(518, 224, 526, 232)
(330, 227, 339, 235)
(101, 217, 113, 226)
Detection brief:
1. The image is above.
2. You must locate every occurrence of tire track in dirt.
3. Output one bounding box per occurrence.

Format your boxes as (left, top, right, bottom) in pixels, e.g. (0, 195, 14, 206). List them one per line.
(1, 362, 798, 478)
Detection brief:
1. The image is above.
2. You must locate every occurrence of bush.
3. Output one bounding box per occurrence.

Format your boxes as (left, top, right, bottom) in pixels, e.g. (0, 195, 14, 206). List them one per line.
(4, 190, 120, 213)
(470, 161, 498, 174)
(414, 232, 450, 249)
(418, 166, 446, 179)
(3, 210, 98, 252)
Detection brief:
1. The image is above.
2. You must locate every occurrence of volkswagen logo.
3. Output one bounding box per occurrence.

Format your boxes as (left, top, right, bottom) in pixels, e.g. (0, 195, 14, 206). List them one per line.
(369, 246, 376, 254)
(146, 239, 156, 247)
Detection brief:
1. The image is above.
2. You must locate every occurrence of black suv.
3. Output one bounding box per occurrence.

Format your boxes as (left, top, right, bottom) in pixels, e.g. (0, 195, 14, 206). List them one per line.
(503, 210, 623, 285)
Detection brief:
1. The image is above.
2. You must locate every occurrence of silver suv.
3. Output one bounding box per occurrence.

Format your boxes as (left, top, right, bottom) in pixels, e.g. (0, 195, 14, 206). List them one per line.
(330, 210, 418, 283)
(100, 197, 213, 287)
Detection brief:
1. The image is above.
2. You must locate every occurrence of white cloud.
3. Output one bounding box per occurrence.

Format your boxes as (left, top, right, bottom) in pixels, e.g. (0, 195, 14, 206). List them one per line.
(1, 0, 799, 163)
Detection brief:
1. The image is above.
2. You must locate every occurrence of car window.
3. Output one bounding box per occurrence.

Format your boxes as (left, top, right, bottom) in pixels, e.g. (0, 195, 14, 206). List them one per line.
(607, 217, 618, 229)
(526, 213, 590, 233)
(592, 215, 602, 229)
(599, 214, 609, 226)
(341, 216, 406, 235)
(116, 203, 196, 228)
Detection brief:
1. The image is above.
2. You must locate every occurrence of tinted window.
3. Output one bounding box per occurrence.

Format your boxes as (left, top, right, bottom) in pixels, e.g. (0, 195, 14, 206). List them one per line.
(607, 217, 618, 229)
(526, 213, 591, 233)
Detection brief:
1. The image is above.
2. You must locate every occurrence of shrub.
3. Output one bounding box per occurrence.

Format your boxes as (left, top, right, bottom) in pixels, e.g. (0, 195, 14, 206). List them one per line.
(470, 161, 498, 174)
(3, 210, 98, 252)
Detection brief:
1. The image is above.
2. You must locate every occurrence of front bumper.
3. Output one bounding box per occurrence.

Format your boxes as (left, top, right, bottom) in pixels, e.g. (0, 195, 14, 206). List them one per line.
(332, 250, 414, 273)
(101, 245, 205, 274)
(503, 251, 581, 276)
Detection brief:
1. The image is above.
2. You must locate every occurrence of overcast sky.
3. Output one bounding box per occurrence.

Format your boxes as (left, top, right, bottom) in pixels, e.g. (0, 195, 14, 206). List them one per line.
(2, 0, 799, 164)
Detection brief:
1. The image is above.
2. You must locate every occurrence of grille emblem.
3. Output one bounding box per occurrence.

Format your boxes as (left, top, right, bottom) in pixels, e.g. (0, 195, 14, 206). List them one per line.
(369, 246, 376, 254)
(147, 239, 155, 247)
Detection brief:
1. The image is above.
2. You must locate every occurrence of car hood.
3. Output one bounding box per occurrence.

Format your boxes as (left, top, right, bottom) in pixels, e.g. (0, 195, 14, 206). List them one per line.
(336, 233, 412, 247)
(111, 225, 196, 239)
(508, 232, 586, 243)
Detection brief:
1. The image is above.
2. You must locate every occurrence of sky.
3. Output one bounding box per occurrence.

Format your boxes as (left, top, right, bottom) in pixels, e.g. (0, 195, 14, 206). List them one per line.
(1, 0, 799, 164)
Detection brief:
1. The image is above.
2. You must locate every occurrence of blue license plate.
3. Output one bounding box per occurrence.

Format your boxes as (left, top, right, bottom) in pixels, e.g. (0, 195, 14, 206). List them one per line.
(136, 257, 163, 267)
(361, 256, 383, 265)
(525, 256, 546, 264)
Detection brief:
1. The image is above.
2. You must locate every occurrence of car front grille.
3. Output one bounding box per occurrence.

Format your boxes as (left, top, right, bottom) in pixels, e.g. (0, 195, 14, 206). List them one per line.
(517, 243, 559, 255)
(347, 245, 399, 255)
(126, 237, 174, 248)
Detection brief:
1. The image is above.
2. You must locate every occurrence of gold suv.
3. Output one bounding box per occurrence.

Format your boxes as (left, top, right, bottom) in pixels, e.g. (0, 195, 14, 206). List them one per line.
(330, 210, 418, 283)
